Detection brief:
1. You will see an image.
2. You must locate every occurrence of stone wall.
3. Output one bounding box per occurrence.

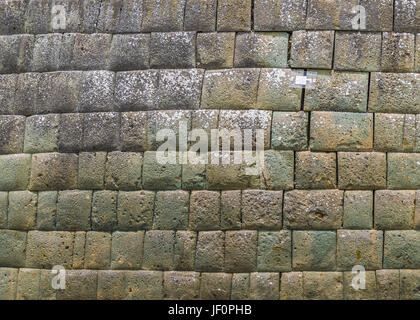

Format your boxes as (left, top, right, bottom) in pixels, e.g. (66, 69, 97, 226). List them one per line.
(0, 0, 420, 300)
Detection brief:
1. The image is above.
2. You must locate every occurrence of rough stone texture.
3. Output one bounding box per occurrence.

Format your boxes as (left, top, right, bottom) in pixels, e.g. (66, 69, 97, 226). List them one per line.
(153, 190, 189, 230)
(8, 191, 37, 230)
(280, 272, 304, 300)
(78, 152, 106, 190)
(387, 153, 420, 189)
(343, 191, 373, 229)
(376, 269, 400, 300)
(384, 231, 420, 269)
(105, 152, 143, 191)
(306, 0, 359, 30)
(111, 231, 144, 270)
(217, 0, 251, 31)
(257, 231, 291, 272)
(24, 114, 59, 153)
(184, 0, 217, 32)
(141, 0, 185, 32)
(0, 230, 27, 267)
(56, 191, 92, 231)
(200, 273, 231, 300)
(271, 112, 308, 150)
(225, 231, 258, 272)
(295, 152, 337, 189)
(303, 272, 344, 300)
(117, 191, 154, 231)
(395, 0, 420, 32)
(195, 231, 224, 272)
(249, 273, 280, 300)
(189, 191, 220, 231)
(196, 32, 235, 69)
(344, 271, 377, 300)
(0, 154, 31, 191)
(381, 33, 415, 72)
(0, 115, 25, 154)
(375, 191, 416, 230)
(109, 34, 150, 71)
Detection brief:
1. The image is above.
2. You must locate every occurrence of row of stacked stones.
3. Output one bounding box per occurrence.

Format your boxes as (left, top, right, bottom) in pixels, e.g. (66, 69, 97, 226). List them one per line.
(0, 0, 420, 300)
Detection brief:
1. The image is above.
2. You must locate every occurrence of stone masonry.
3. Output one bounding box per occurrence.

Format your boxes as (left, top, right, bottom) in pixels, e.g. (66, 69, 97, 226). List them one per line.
(0, 0, 420, 300)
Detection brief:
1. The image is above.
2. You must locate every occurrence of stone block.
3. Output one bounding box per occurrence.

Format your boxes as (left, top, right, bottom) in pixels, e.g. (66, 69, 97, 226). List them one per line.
(200, 273, 232, 300)
(234, 32, 288, 68)
(163, 271, 200, 300)
(78, 152, 106, 190)
(271, 112, 308, 150)
(120, 112, 148, 152)
(293, 231, 336, 271)
(217, 0, 251, 31)
(400, 270, 420, 300)
(31, 34, 62, 72)
(29, 153, 78, 191)
(71, 33, 112, 70)
(14, 73, 40, 115)
(0, 230, 27, 267)
(97, 270, 125, 300)
(225, 231, 258, 272)
(221, 190, 241, 230)
(344, 271, 377, 300)
(85, 232, 111, 269)
(57, 270, 98, 300)
(257, 231, 291, 272)
(36, 191, 57, 231)
(8, 191, 37, 230)
(105, 152, 143, 190)
(24, 114, 59, 153)
(0, 154, 31, 191)
(184, 0, 217, 31)
(72, 232, 86, 269)
(0, 268, 17, 300)
(0, 74, 17, 115)
(343, 191, 373, 229)
(182, 162, 206, 190)
(0, 35, 33, 73)
(0, 115, 25, 154)
(303, 272, 344, 300)
(384, 231, 420, 269)
(337, 230, 383, 270)
(196, 32, 235, 68)
(174, 231, 197, 270)
(376, 269, 400, 300)
(242, 190, 283, 230)
(289, 31, 334, 69)
(358, 0, 393, 31)
(387, 153, 420, 189)
(16, 269, 41, 300)
(109, 34, 150, 71)
(56, 191, 92, 231)
(280, 272, 304, 300)
(124, 270, 163, 300)
(231, 273, 250, 299)
(117, 191, 154, 231)
(79, 71, 115, 113)
(395, 0, 420, 32)
(92, 191, 117, 231)
(260, 150, 294, 190)
(295, 152, 337, 189)
(257, 69, 302, 111)
(195, 231, 224, 272)
(304, 71, 369, 112)
(249, 273, 279, 300)
(375, 190, 416, 230)
(338, 152, 386, 189)
(142, 152, 182, 190)
(82, 112, 120, 151)
(284, 190, 343, 229)
(0, 0, 26, 34)
(58, 113, 83, 152)
(141, 0, 185, 32)
(150, 32, 195, 68)
(306, 0, 358, 30)
(0, 192, 7, 228)
(154, 190, 189, 230)
(381, 32, 415, 72)
(142, 230, 175, 271)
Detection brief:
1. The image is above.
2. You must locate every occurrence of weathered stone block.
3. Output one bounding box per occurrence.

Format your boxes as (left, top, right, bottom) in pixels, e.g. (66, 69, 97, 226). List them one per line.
(117, 191, 154, 230)
(249, 273, 279, 300)
(150, 32, 195, 68)
(124, 270, 163, 300)
(0, 74, 16, 115)
(0, 230, 27, 267)
(261, 150, 294, 190)
(296, 152, 337, 189)
(344, 271, 377, 300)
(343, 191, 373, 229)
(92, 191, 117, 231)
(195, 231, 224, 272)
(284, 190, 343, 229)
(337, 230, 383, 270)
(154, 190, 189, 230)
(257, 231, 291, 272)
(26, 231, 74, 268)
(16, 269, 41, 300)
(374, 113, 418, 152)
(242, 190, 283, 230)
(257, 69, 302, 111)
(85, 232, 111, 269)
(201, 69, 259, 109)
(78, 152, 106, 190)
(217, 0, 251, 31)
(97, 270, 125, 300)
(196, 32, 235, 68)
(334, 32, 381, 71)
(142, 230, 175, 270)
(105, 152, 142, 190)
(231, 273, 250, 300)
(79, 71, 115, 113)
(82, 112, 120, 151)
(36, 191, 57, 231)
(271, 112, 308, 150)
(384, 231, 420, 268)
(395, 0, 420, 32)
(0, 268, 17, 300)
(174, 231, 197, 270)
(184, 0, 217, 31)
(14, 73, 40, 115)
(8, 191, 37, 230)
(304, 71, 369, 112)
(120, 112, 148, 152)
(0, 192, 7, 228)
(225, 231, 258, 272)
(368, 73, 420, 114)
(182, 162, 206, 190)
(0, 0, 26, 34)
(303, 272, 344, 300)
(96, 0, 136, 33)
(381, 33, 415, 72)
(359, 0, 394, 31)
(200, 273, 231, 300)
(31, 34, 62, 72)
(56, 191, 92, 231)
(293, 231, 336, 271)
(58, 113, 83, 152)
(235, 32, 288, 68)
(376, 269, 400, 300)
(109, 34, 150, 71)
(400, 270, 420, 300)
(387, 153, 420, 189)
(163, 271, 200, 300)
(57, 270, 98, 300)
(0, 115, 25, 154)
(29, 153, 78, 191)
(24, 114, 59, 153)
(72, 232, 86, 269)
(0, 35, 33, 73)
(306, 0, 358, 30)
(71, 34, 112, 70)
(375, 191, 416, 230)
(221, 190, 241, 230)
(289, 31, 334, 69)
(254, 0, 307, 31)
(142, 152, 182, 190)
(141, 0, 185, 32)
(0, 154, 31, 191)
(280, 272, 304, 300)
(338, 152, 386, 189)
